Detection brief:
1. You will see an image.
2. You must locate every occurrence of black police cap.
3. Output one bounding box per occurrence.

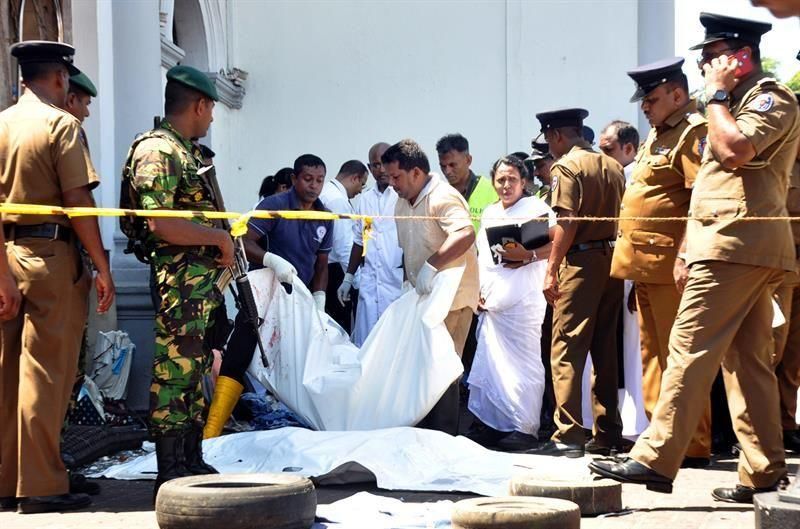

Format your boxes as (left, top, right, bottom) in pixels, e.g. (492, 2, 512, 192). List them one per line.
(626, 57, 685, 102)
(10, 40, 80, 75)
(689, 12, 772, 50)
(535, 108, 589, 133)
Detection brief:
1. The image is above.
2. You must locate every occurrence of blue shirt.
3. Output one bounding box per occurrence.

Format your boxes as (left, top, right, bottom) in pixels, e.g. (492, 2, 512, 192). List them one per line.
(248, 189, 333, 286)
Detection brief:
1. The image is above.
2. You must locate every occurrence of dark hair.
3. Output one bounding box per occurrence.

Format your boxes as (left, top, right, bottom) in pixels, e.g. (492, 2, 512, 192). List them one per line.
(338, 159, 368, 178)
(68, 83, 90, 97)
(490, 155, 530, 183)
(260, 167, 295, 198)
(274, 167, 294, 187)
(553, 126, 582, 139)
(664, 73, 690, 95)
(258, 175, 277, 198)
(381, 139, 431, 174)
(293, 154, 326, 175)
(509, 151, 536, 179)
(20, 62, 65, 83)
(603, 120, 640, 149)
(164, 80, 206, 115)
(435, 133, 470, 155)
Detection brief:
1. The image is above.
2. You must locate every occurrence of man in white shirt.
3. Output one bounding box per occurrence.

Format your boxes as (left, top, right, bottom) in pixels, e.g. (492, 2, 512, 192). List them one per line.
(320, 160, 368, 330)
(337, 143, 404, 346)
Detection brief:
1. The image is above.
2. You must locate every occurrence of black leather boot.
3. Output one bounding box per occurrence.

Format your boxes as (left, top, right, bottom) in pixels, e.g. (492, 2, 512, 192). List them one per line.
(183, 427, 218, 475)
(153, 434, 192, 501)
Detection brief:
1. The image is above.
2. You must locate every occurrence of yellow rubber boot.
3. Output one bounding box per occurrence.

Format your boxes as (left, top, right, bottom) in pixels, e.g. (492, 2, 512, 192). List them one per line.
(203, 376, 244, 439)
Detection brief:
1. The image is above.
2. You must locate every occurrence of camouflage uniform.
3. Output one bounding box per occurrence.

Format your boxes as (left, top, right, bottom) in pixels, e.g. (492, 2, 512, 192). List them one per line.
(126, 121, 222, 436)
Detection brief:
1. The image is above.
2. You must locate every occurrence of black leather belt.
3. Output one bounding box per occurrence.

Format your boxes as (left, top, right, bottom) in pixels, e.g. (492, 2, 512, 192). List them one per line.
(3, 223, 72, 242)
(567, 239, 615, 255)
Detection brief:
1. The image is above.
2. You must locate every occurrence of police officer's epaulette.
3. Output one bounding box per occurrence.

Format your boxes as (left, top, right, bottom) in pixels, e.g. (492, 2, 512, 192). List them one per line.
(685, 113, 706, 127)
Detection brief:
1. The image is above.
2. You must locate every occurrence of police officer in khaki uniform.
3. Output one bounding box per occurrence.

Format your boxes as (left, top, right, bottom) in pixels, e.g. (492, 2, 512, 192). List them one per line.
(772, 98, 800, 454)
(530, 108, 626, 457)
(592, 13, 800, 503)
(610, 57, 713, 468)
(0, 41, 114, 514)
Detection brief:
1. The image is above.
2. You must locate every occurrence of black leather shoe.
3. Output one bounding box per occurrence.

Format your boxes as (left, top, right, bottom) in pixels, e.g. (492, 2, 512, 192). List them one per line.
(69, 472, 101, 495)
(17, 493, 91, 514)
(784, 429, 800, 454)
(712, 477, 789, 504)
(465, 422, 505, 448)
(0, 497, 17, 511)
(526, 440, 585, 458)
(585, 437, 634, 456)
(496, 431, 539, 452)
(589, 457, 673, 493)
(681, 456, 711, 469)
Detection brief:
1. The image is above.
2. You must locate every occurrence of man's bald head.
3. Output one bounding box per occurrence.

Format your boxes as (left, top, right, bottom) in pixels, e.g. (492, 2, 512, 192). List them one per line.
(368, 142, 392, 190)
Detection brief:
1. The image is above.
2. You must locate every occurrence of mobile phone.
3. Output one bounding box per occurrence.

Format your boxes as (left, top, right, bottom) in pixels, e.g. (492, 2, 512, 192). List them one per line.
(733, 49, 754, 78)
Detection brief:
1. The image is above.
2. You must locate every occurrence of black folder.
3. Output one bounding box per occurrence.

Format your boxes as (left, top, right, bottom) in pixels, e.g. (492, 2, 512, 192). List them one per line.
(486, 214, 550, 263)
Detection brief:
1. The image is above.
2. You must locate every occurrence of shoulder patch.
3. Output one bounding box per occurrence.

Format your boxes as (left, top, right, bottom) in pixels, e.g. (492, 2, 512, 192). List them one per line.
(551, 175, 558, 191)
(698, 137, 706, 157)
(750, 93, 775, 113)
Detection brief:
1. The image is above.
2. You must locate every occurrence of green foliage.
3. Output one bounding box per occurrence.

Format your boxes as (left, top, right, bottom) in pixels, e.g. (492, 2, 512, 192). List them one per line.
(787, 71, 800, 92)
(761, 57, 781, 79)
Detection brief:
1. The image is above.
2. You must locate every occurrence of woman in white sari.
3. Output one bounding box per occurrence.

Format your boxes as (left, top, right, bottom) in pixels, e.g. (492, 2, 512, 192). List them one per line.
(468, 155, 555, 450)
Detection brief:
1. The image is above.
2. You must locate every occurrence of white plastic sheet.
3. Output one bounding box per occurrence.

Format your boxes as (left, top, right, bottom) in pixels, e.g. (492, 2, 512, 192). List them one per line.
(96, 427, 594, 497)
(314, 492, 453, 529)
(242, 267, 465, 431)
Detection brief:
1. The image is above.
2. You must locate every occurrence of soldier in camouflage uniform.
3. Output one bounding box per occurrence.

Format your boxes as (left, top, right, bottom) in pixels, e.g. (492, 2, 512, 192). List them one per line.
(123, 65, 233, 496)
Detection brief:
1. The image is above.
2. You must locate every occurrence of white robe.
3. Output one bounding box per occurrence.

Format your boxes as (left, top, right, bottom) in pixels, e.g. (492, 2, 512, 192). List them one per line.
(351, 186, 404, 346)
(468, 197, 555, 435)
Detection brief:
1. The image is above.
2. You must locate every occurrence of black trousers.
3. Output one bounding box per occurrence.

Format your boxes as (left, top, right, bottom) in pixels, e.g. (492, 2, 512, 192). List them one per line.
(325, 263, 353, 332)
(539, 304, 556, 433)
(418, 382, 460, 435)
(219, 310, 257, 385)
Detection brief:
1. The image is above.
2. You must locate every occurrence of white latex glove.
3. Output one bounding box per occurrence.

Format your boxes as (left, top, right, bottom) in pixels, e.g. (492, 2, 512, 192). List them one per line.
(415, 261, 437, 296)
(263, 252, 297, 283)
(337, 272, 355, 306)
(313, 291, 326, 312)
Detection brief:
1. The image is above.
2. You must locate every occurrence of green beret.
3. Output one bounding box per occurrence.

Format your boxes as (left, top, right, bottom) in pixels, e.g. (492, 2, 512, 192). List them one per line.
(69, 71, 97, 97)
(166, 65, 218, 101)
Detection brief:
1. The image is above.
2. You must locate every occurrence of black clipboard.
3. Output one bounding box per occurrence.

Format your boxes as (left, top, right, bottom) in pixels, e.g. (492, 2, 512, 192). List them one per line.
(486, 214, 550, 263)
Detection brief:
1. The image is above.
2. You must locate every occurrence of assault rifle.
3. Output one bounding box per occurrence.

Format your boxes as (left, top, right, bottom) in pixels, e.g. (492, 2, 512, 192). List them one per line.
(197, 165, 269, 368)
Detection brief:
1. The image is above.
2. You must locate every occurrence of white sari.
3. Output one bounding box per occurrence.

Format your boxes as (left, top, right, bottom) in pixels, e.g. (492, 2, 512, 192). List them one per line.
(467, 196, 555, 435)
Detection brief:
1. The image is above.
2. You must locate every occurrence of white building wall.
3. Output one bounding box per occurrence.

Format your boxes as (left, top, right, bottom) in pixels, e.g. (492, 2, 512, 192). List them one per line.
(223, 0, 644, 214)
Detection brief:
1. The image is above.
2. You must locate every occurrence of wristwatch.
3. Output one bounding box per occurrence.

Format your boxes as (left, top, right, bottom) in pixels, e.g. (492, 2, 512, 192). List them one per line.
(706, 89, 729, 105)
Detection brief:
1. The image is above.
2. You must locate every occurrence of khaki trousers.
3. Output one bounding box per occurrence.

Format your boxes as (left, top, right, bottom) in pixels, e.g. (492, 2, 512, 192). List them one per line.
(419, 306, 473, 435)
(771, 271, 800, 430)
(551, 248, 623, 445)
(636, 281, 712, 458)
(632, 261, 786, 488)
(0, 238, 90, 497)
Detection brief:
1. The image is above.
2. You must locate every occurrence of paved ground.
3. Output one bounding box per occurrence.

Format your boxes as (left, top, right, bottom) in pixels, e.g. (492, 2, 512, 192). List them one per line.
(1, 453, 797, 529)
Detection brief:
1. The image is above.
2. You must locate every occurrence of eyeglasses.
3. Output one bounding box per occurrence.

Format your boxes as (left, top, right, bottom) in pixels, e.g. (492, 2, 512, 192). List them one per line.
(369, 162, 383, 169)
(697, 47, 738, 66)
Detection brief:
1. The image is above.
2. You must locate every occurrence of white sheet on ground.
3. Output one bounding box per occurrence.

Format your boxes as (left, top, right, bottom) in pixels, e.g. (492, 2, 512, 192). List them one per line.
(581, 279, 648, 437)
(95, 427, 594, 497)
(313, 492, 453, 529)
(242, 266, 464, 431)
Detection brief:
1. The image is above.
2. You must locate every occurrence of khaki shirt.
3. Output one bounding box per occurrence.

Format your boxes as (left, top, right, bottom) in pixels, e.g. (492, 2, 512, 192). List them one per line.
(611, 101, 706, 284)
(788, 160, 800, 248)
(550, 140, 625, 245)
(0, 91, 98, 226)
(687, 73, 800, 272)
(395, 175, 479, 312)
